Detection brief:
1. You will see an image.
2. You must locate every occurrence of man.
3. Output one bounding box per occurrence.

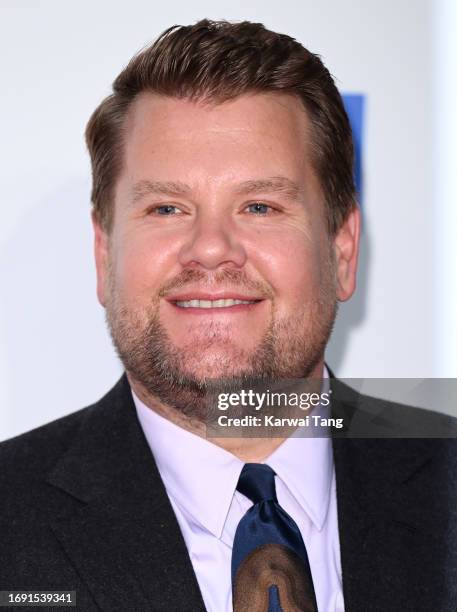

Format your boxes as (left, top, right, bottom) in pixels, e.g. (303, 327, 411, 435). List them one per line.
(1, 19, 456, 612)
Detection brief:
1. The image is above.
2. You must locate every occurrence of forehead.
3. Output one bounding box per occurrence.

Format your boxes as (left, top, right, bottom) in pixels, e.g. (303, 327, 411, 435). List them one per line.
(117, 91, 320, 200)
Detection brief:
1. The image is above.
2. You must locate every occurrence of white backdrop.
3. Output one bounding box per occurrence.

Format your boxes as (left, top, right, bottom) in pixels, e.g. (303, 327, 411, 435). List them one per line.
(1, 0, 456, 440)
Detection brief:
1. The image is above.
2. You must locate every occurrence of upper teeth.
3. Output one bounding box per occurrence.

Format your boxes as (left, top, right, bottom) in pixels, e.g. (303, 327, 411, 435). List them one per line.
(175, 299, 257, 308)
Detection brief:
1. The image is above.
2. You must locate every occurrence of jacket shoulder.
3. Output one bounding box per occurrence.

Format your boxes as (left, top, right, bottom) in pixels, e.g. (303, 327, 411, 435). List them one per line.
(0, 375, 131, 500)
(331, 377, 457, 437)
(0, 375, 130, 479)
(0, 405, 92, 488)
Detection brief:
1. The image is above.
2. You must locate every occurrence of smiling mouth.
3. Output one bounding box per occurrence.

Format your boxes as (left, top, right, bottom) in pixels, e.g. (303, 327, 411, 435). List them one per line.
(174, 298, 261, 309)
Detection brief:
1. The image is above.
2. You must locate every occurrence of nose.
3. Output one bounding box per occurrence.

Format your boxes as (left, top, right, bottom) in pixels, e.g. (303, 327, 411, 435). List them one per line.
(178, 213, 247, 271)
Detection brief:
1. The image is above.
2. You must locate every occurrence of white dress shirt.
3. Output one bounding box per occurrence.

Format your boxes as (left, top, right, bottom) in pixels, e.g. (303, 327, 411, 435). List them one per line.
(133, 373, 344, 612)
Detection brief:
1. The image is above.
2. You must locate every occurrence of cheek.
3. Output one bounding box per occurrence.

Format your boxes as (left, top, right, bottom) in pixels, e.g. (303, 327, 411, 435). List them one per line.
(109, 228, 180, 302)
(247, 230, 325, 308)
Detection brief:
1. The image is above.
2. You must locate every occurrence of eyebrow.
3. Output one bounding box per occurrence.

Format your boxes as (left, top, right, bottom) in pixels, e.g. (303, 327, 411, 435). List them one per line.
(131, 180, 191, 204)
(130, 176, 305, 204)
(234, 177, 305, 201)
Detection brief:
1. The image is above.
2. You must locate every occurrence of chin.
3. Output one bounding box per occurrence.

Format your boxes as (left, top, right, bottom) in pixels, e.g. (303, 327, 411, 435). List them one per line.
(178, 349, 254, 381)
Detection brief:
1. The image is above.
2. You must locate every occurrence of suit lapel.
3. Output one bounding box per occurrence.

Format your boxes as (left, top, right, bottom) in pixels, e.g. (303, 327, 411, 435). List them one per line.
(46, 376, 206, 612)
(330, 381, 452, 611)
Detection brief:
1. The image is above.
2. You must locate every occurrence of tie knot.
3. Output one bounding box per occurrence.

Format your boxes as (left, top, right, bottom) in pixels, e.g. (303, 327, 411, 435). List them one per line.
(236, 463, 277, 504)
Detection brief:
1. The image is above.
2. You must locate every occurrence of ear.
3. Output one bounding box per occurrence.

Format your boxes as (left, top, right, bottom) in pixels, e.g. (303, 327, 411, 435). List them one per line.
(333, 205, 361, 302)
(92, 212, 109, 307)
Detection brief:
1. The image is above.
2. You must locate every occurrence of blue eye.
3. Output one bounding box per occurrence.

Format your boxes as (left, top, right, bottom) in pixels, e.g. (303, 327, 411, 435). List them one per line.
(247, 202, 271, 215)
(154, 205, 181, 215)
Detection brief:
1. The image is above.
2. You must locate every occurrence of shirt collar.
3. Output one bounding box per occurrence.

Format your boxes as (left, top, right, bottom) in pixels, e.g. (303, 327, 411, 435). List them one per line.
(134, 391, 243, 539)
(134, 365, 333, 537)
(265, 369, 333, 531)
(266, 430, 333, 531)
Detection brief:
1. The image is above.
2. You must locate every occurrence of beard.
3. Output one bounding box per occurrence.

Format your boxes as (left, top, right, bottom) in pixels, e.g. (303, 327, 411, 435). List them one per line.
(105, 259, 338, 423)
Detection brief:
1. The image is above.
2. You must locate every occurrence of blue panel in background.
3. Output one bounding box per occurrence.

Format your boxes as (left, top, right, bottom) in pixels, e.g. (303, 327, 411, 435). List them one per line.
(342, 94, 365, 204)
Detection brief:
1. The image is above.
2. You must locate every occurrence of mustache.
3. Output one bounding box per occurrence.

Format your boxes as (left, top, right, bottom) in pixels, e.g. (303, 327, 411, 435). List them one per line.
(158, 268, 274, 300)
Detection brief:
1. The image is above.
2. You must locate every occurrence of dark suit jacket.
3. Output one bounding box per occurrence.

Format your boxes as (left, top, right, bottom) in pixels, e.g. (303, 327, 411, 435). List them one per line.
(1, 375, 457, 611)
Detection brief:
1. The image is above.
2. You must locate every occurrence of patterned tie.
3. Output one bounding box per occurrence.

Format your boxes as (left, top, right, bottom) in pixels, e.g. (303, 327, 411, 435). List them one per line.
(231, 463, 318, 612)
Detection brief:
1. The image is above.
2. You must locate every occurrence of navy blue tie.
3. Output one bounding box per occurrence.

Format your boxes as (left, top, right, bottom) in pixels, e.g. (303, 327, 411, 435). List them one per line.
(231, 464, 318, 612)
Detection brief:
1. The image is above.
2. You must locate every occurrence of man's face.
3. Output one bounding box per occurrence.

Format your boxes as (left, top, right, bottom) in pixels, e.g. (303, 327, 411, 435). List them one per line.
(94, 92, 359, 415)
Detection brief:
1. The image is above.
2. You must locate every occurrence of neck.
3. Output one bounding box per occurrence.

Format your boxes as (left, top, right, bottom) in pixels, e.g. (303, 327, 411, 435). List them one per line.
(128, 360, 326, 463)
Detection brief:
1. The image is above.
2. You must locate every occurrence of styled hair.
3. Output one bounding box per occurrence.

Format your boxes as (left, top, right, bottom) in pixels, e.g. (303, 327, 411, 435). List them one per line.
(86, 19, 356, 234)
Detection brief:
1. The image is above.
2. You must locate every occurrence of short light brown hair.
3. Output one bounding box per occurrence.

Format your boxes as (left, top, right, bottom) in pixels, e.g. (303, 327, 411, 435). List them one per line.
(86, 19, 356, 234)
